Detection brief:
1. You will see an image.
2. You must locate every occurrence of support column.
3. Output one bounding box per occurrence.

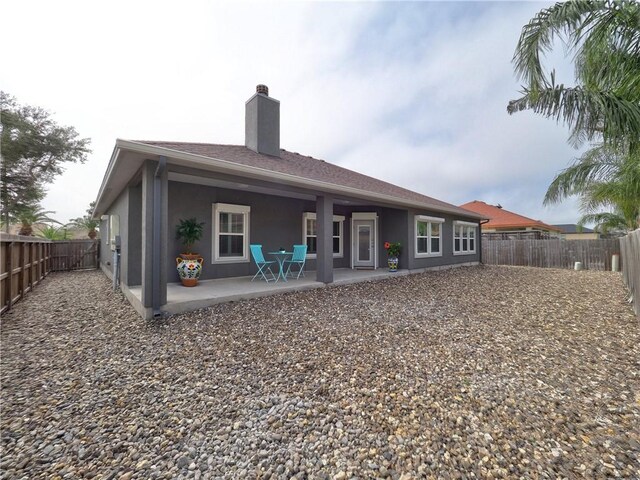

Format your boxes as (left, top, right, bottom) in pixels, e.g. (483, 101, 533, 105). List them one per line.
(141, 161, 154, 308)
(316, 195, 334, 284)
(141, 158, 168, 312)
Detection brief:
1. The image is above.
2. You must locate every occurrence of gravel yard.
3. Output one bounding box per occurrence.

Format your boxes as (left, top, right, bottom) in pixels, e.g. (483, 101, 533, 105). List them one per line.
(1, 265, 638, 479)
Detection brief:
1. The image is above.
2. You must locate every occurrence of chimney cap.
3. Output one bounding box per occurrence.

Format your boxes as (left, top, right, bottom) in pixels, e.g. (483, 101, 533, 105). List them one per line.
(256, 84, 269, 96)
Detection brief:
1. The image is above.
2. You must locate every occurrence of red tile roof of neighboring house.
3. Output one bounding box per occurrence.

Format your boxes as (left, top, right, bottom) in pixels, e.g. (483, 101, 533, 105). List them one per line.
(459, 200, 562, 232)
(136, 141, 478, 217)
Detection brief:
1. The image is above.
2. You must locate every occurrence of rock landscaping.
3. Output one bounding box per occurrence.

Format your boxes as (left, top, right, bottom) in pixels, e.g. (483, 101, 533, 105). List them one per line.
(1, 265, 638, 479)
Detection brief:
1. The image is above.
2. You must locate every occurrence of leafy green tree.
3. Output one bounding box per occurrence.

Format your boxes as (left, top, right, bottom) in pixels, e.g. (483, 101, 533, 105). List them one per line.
(0, 92, 91, 231)
(69, 201, 100, 239)
(508, 0, 640, 146)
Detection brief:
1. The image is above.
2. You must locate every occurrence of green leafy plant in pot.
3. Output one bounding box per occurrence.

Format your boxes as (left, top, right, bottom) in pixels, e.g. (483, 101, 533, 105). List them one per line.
(176, 217, 205, 287)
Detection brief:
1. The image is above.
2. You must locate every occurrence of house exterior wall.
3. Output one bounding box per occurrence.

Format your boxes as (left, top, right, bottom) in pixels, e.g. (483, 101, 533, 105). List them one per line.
(104, 168, 482, 287)
(99, 187, 129, 280)
(167, 181, 356, 282)
(406, 209, 481, 269)
(380, 207, 409, 267)
(564, 232, 600, 240)
(164, 180, 479, 282)
(127, 184, 143, 286)
(99, 184, 143, 287)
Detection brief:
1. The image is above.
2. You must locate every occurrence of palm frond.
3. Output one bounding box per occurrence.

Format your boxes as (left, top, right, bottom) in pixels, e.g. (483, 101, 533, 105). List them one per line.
(508, 84, 640, 144)
(543, 144, 624, 204)
(579, 211, 629, 233)
(510, 0, 640, 145)
(512, 0, 607, 90)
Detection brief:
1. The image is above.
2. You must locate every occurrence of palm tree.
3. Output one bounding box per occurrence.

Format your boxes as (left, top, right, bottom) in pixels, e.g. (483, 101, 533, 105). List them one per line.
(15, 206, 60, 236)
(36, 224, 72, 240)
(544, 143, 640, 232)
(69, 216, 99, 239)
(69, 201, 99, 239)
(580, 211, 635, 234)
(508, 0, 640, 146)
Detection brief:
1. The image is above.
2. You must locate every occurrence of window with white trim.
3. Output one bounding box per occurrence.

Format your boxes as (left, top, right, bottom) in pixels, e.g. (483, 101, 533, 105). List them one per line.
(415, 215, 444, 257)
(109, 215, 120, 251)
(453, 221, 477, 255)
(212, 203, 250, 262)
(302, 213, 344, 258)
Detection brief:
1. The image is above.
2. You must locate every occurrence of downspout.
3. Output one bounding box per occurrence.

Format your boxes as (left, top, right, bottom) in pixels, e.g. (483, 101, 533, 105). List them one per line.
(479, 219, 490, 264)
(152, 156, 167, 318)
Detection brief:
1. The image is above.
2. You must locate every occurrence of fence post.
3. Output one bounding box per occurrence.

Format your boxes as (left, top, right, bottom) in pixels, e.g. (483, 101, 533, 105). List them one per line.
(5, 242, 13, 311)
(18, 242, 25, 302)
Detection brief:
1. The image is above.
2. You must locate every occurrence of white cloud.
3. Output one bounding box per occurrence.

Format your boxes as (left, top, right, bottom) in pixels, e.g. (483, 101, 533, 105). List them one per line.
(2, 0, 585, 225)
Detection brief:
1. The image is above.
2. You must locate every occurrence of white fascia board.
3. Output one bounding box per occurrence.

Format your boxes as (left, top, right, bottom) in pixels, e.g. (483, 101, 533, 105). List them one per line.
(110, 139, 484, 219)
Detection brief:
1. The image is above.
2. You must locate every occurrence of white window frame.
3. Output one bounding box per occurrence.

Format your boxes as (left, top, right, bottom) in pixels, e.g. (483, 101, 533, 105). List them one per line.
(109, 215, 120, 251)
(212, 203, 251, 263)
(414, 215, 444, 258)
(453, 220, 477, 255)
(302, 212, 345, 259)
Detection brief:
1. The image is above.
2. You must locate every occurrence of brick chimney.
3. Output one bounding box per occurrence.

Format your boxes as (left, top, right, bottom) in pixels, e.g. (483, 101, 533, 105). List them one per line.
(245, 84, 280, 157)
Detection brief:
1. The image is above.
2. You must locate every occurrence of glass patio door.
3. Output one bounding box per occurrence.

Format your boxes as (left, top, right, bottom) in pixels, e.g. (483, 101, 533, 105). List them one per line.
(353, 220, 375, 268)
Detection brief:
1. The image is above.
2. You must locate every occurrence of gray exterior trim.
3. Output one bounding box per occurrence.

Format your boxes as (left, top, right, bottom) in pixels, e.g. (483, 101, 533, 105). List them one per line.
(316, 195, 334, 284)
(141, 161, 154, 308)
(152, 157, 168, 311)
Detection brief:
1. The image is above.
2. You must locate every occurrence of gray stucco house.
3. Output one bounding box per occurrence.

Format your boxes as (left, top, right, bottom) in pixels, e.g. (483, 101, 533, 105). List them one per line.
(93, 85, 482, 318)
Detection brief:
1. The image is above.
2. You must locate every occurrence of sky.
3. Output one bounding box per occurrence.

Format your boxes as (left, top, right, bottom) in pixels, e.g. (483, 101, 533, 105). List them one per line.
(2, 0, 586, 226)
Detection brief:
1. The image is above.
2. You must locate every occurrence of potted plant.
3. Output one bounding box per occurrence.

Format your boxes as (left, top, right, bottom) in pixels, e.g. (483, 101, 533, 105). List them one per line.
(384, 241, 402, 272)
(176, 217, 205, 287)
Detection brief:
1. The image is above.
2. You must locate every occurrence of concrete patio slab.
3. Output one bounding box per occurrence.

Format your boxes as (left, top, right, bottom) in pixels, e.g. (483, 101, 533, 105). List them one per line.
(124, 262, 478, 318)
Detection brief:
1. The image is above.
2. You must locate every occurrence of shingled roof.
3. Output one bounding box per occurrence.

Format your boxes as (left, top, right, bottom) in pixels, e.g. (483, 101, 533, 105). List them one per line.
(552, 224, 595, 234)
(134, 140, 478, 218)
(460, 200, 561, 232)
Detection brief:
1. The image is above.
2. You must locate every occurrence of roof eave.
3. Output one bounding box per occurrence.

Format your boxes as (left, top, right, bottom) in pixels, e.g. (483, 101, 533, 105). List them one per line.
(97, 139, 483, 221)
(483, 223, 563, 232)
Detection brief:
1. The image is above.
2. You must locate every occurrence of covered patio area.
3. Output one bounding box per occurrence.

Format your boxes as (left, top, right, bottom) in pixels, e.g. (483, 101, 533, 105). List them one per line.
(126, 268, 413, 317)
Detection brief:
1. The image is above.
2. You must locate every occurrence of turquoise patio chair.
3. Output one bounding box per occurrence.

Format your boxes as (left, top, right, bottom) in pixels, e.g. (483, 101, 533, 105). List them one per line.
(250, 244, 276, 282)
(284, 244, 307, 279)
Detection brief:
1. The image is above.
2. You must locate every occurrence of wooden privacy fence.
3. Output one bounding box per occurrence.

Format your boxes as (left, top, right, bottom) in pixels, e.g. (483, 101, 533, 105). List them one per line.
(1, 235, 100, 315)
(1, 235, 52, 315)
(482, 238, 621, 271)
(49, 239, 100, 272)
(619, 230, 640, 317)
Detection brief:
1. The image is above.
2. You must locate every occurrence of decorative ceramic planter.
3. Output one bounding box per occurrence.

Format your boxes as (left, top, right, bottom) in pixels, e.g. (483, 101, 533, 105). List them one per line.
(388, 256, 399, 272)
(176, 254, 204, 287)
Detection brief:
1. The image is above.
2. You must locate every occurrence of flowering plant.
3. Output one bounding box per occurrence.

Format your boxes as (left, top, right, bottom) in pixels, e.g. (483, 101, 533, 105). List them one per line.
(384, 241, 401, 257)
